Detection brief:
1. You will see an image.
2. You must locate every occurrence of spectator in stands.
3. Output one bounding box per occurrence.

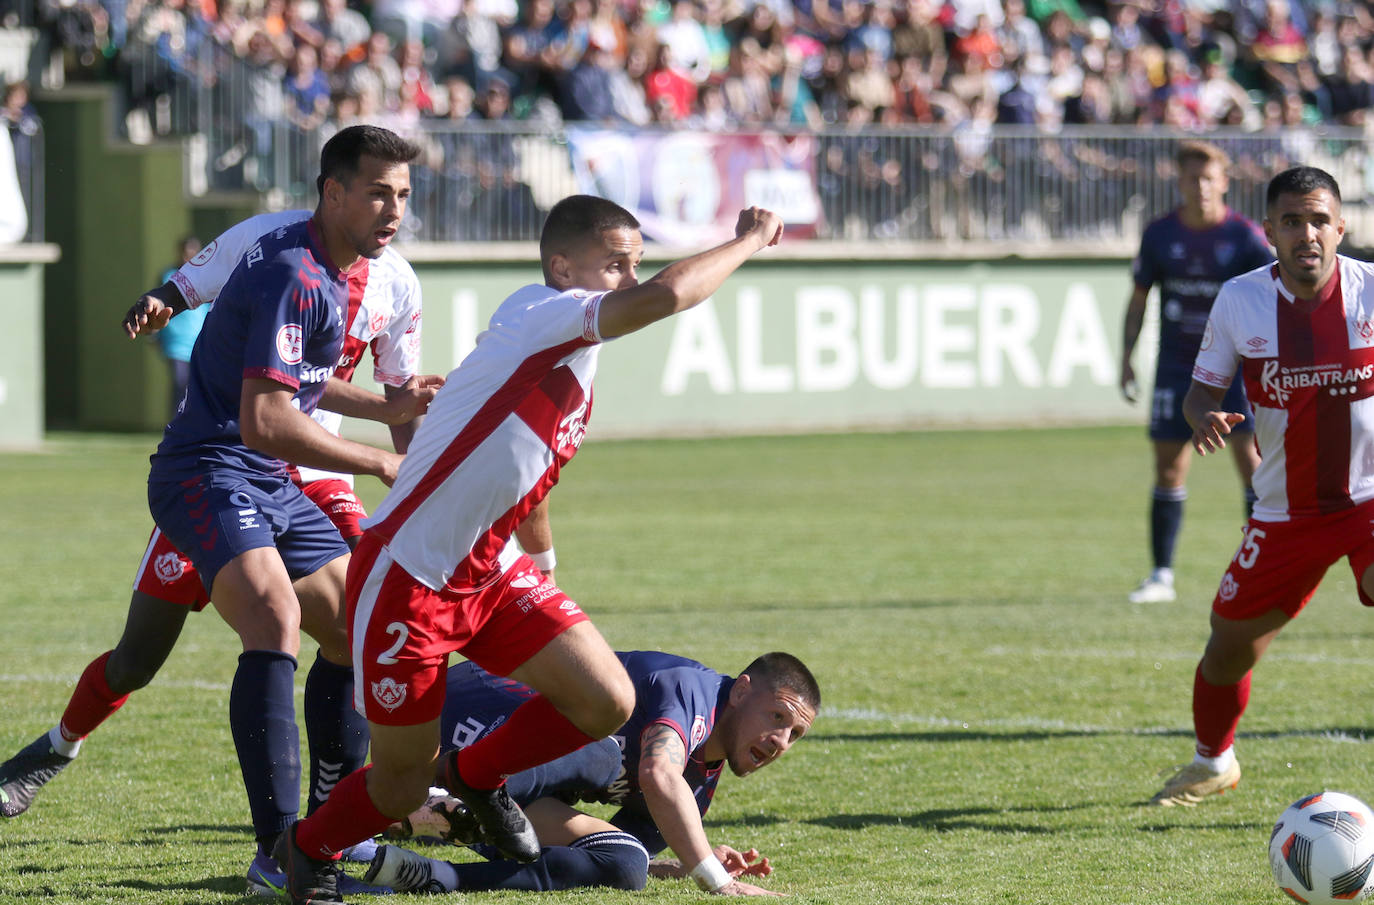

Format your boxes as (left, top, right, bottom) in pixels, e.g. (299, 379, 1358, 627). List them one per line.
(608, 41, 652, 125)
(312, 0, 370, 54)
(347, 30, 404, 113)
(502, 0, 563, 103)
(1324, 44, 1374, 126)
(559, 35, 620, 121)
(645, 42, 696, 120)
(283, 42, 331, 188)
(2, 81, 40, 235)
(656, 0, 712, 83)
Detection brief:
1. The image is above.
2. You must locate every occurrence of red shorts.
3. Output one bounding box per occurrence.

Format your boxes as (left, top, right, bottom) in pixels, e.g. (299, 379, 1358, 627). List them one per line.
(299, 478, 367, 540)
(347, 532, 589, 725)
(132, 479, 366, 609)
(132, 527, 211, 610)
(1211, 499, 1374, 620)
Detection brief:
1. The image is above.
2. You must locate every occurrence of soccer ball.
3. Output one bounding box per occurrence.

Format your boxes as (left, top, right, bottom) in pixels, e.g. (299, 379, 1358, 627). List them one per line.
(1270, 791, 1374, 903)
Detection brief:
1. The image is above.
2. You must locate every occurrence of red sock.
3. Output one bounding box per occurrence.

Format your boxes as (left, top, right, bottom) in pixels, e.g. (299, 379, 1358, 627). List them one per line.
(452, 695, 597, 790)
(294, 766, 393, 860)
(58, 651, 131, 741)
(1193, 665, 1250, 758)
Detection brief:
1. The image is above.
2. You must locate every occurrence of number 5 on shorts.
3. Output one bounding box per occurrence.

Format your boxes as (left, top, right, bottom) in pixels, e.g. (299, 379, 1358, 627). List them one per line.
(1236, 526, 1267, 570)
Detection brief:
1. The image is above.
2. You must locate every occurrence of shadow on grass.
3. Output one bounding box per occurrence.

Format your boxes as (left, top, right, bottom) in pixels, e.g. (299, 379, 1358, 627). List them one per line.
(106, 875, 245, 895)
(1136, 821, 1266, 833)
(815, 726, 1374, 744)
(804, 803, 1094, 834)
(139, 822, 254, 839)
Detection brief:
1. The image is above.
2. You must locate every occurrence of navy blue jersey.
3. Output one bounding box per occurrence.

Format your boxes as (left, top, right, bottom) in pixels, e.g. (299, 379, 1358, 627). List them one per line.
(150, 219, 349, 479)
(1132, 209, 1271, 376)
(441, 651, 731, 854)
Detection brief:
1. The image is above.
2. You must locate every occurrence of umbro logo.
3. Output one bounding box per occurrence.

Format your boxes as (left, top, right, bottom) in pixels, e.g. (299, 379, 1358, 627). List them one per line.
(1247, 336, 1267, 350)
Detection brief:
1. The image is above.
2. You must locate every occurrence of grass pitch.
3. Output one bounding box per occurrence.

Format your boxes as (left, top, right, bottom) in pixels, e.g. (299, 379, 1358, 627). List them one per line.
(1, 427, 1370, 905)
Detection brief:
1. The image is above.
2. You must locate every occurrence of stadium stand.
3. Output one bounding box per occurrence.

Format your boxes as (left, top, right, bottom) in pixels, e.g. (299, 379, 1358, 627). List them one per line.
(4, 0, 1374, 244)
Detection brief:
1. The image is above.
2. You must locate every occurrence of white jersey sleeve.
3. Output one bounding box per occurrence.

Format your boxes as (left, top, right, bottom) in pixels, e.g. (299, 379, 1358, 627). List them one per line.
(1192, 281, 1242, 389)
(369, 250, 424, 388)
(170, 210, 311, 309)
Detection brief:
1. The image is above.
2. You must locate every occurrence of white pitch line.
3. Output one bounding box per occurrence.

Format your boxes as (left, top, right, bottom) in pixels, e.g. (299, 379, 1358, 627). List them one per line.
(819, 707, 1374, 744)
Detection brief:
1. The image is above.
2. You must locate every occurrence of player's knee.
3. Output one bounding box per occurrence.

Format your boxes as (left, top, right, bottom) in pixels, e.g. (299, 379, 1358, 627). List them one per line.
(574, 831, 649, 891)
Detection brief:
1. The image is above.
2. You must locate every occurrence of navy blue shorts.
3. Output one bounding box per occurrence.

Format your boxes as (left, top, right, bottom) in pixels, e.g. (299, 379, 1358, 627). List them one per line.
(1149, 367, 1253, 442)
(148, 468, 349, 596)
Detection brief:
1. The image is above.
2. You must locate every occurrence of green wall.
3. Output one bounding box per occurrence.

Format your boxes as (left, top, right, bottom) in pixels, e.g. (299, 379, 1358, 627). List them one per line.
(35, 86, 261, 431)
(0, 250, 56, 447)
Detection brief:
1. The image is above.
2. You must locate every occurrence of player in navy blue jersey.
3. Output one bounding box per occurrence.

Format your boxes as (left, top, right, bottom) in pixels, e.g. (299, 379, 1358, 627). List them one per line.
(1120, 141, 1273, 604)
(361, 651, 819, 896)
(144, 124, 424, 880)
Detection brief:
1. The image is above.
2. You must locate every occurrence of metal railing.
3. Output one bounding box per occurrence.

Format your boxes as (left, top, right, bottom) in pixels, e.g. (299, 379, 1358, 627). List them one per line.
(113, 36, 1374, 247)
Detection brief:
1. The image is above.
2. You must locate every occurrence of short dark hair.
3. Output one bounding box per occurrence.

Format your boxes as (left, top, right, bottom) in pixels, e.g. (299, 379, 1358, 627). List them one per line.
(740, 652, 821, 712)
(539, 194, 640, 282)
(316, 124, 421, 196)
(1267, 166, 1341, 209)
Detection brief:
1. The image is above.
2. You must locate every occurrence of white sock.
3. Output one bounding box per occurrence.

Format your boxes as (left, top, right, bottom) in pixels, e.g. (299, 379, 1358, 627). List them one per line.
(1192, 747, 1235, 773)
(48, 726, 82, 759)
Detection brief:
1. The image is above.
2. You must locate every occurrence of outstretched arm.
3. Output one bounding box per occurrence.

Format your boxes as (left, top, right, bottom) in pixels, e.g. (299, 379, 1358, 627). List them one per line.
(318, 375, 444, 441)
(596, 208, 783, 340)
(638, 724, 783, 896)
(1119, 284, 1149, 403)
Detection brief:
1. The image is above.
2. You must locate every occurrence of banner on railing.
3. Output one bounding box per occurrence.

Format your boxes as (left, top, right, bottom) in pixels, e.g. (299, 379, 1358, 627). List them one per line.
(565, 128, 821, 245)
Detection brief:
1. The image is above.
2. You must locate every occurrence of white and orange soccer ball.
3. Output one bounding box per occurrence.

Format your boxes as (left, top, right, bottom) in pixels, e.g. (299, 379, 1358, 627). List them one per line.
(1270, 791, 1374, 904)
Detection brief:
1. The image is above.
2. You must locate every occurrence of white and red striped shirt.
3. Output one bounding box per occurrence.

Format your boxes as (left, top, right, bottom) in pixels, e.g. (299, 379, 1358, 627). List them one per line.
(172, 210, 423, 485)
(1194, 255, 1374, 521)
(363, 284, 608, 592)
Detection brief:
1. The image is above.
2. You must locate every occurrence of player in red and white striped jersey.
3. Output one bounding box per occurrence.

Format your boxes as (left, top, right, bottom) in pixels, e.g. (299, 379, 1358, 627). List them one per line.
(274, 195, 783, 905)
(1152, 166, 1374, 806)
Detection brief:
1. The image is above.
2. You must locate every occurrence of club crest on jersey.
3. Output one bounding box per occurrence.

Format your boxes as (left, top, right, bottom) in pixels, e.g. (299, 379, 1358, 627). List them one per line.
(153, 551, 186, 584)
(1214, 242, 1236, 267)
(1170, 242, 1185, 259)
(368, 307, 388, 336)
(371, 677, 408, 712)
(277, 324, 304, 364)
(1219, 572, 1239, 601)
(689, 715, 708, 750)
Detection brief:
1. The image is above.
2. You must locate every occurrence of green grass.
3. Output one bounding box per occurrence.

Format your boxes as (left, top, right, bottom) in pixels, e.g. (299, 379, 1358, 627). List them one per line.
(1, 427, 1370, 904)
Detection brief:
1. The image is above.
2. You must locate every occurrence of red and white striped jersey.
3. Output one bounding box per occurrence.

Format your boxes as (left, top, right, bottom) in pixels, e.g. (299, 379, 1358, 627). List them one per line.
(171, 209, 423, 485)
(1194, 255, 1374, 521)
(363, 284, 608, 592)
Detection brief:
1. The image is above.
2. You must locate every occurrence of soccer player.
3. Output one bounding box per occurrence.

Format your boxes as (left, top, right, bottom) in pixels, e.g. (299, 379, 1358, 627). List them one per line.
(156, 125, 420, 881)
(1151, 166, 1374, 806)
(363, 650, 819, 896)
(0, 201, 435, 893)
(272, 195, 784, 905)
(1119, 141, 1273, 604)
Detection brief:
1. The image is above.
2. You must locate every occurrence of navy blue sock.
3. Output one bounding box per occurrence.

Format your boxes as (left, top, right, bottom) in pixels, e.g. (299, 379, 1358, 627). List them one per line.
(229, 650, 300, 845)
(453, 831, 649, 891)
(303, 651, 370, 817)
(1150, 486, 1187, 570)
(1244, 485, 1257, 520)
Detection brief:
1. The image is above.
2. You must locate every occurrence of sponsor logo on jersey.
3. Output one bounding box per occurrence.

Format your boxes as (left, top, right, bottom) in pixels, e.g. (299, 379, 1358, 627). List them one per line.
(246, 242, 265, 268)
(277, 324, 304, 364)
(510, 572, 542, 590)
(514, 582, 560, 613)
(1218, 572, 1239, 602)
(560, 599, 582, 615)
(153, 551, 186, 584)
(1200, 322, 1213, 352)
(1361, 321, 1374, 341)
(372, 677, 408, 712)
(1260, 357, 1374, 403)
(689, 715, 708, 751)
(299, 363, 336, 384)
(189, 240, 218, 267)
(1246, 336, 1268, 352)
(557, 400, 589, 451)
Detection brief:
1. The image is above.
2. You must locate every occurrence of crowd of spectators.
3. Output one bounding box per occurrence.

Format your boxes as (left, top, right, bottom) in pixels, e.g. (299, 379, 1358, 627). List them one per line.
(9, 0, 1374, 240)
